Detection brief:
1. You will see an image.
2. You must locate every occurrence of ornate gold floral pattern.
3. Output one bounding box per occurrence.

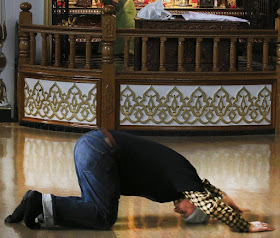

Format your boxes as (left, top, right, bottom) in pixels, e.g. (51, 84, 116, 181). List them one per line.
(120, 85, 272, 126)
(24, 78, 97, 124)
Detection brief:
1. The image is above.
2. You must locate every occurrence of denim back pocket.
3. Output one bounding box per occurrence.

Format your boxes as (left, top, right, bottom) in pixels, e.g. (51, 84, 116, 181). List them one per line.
(75, 137, 105, 173)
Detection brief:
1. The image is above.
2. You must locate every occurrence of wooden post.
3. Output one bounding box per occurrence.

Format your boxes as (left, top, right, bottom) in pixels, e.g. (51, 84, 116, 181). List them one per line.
(18, 2, 32, 122)
(275, 9, 280, 134)
(18, 2, 32, 66)
(101, 5, 116, 129)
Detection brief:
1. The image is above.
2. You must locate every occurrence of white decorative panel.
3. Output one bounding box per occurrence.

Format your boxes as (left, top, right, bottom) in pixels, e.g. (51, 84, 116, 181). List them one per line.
(24, 78, 97, 125)
(120, 84, 272, 126)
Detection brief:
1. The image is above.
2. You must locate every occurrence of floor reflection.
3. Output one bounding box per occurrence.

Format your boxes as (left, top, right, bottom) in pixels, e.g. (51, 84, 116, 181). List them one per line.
(0, 123, 279, 238)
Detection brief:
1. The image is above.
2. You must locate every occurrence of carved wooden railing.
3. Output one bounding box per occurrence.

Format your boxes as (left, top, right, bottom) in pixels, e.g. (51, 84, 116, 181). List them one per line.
(18, 3, 116, 129)
(117, 29, 277, 73)
(17, 2, 280, 133)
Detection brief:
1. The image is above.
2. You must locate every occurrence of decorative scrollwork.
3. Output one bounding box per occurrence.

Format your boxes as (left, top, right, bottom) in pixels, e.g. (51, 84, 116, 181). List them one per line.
(24, 79, 97, 124)
(120, 85, 272, 126)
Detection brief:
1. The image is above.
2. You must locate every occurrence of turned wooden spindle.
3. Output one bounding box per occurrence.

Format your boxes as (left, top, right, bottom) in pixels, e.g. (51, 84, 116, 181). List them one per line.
(159, 37, 166, 72)
(229, 38, 237, 72)
(85, 35, 92, 69)
(54, 33, 61, 67)
(195, 38, 202, 72)
(212, 37, 220, 72)
(246, 37, 253, 72)
(29, 32, 36, 65)
(41, 33, 48, 66)
(124, 36, 130, 71)
(141, 37, 148, 72)
(177, 37, 185, 72)
(262, 38, 269, 71)
(68, 34, 75, 68)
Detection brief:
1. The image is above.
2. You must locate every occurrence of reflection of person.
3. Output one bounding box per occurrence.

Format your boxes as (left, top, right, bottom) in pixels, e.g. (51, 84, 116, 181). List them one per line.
(5, 129, 274, 232)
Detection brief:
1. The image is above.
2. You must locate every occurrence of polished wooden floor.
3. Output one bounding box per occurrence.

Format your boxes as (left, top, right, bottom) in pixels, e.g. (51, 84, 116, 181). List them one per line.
(0, 123, 279, 238)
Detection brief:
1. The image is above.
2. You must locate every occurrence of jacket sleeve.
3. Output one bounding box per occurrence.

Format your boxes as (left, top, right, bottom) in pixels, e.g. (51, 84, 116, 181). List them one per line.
(202, 178, 226, 199)
(184, 189, 250, 232)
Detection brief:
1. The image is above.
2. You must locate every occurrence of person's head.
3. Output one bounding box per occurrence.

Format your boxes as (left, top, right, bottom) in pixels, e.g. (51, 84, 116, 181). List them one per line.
(174, 198, 209, 224)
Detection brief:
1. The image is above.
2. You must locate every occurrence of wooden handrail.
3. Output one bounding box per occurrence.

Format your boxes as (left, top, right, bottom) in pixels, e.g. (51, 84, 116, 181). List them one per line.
(117, 28, 277, 38)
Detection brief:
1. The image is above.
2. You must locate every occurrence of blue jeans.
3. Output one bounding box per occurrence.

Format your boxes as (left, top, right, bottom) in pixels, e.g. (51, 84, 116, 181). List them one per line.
(52, 130, 120, 229)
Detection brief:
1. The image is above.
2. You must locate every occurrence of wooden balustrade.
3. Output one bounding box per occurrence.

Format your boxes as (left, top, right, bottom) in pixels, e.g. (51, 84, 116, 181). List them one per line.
(117, 28, 277, 73)
(19, 17, 277, 74)
(17, 3, 280, 133)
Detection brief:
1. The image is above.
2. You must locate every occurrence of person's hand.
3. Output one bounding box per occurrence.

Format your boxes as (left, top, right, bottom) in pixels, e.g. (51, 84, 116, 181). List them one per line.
(249, 221, 275, 232)
(222, 195, 244, 212)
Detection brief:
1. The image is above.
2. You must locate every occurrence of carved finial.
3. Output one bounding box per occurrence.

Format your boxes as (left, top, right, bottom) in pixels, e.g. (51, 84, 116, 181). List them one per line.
(278, 9, 280, 17)
(20, 2, 32, 11)
(103, 5, 115, 15)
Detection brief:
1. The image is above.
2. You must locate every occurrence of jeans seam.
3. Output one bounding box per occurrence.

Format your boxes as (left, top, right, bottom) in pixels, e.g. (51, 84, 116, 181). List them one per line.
(84, 138, 105, 155)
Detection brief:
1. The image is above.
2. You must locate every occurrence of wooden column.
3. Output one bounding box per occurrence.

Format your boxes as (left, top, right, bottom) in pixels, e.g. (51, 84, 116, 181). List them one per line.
(101, 5, 116, 129)
(18, 2, 32, 122)
(276, 9, 280, 134)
